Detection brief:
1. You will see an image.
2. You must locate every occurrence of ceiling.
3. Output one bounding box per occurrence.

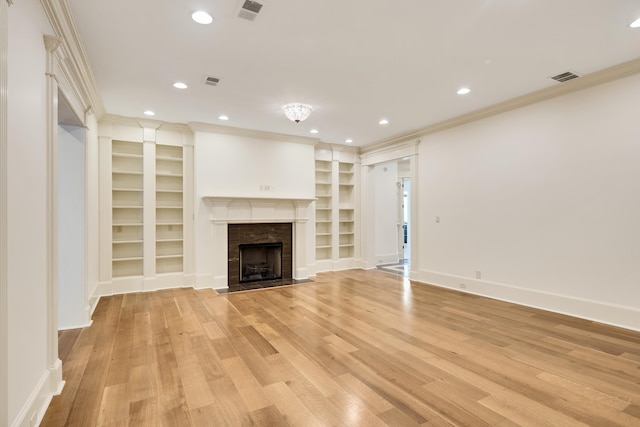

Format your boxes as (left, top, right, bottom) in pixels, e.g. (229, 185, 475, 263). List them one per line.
(66, 0, 640, 147)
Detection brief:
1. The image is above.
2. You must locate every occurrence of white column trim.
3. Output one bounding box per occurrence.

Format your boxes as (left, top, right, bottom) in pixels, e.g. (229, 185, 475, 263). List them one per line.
(1, 1, 9, 424)
(43, 34, 64, 395)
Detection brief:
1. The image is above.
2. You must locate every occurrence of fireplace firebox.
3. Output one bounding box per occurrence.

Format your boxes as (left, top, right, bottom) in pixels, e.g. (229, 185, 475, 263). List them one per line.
(239, 242, 282, 283)
(227, 223, 293, 290)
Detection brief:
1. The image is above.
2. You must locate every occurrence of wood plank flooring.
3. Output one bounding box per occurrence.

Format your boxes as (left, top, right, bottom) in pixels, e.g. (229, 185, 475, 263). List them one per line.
(42, 269, 640, 426)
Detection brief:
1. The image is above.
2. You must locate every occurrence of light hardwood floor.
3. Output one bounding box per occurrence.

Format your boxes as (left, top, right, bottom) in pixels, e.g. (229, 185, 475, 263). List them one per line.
(42, 269, 640, 426)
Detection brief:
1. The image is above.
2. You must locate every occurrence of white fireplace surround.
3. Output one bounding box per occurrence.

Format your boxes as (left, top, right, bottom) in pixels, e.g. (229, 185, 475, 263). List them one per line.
(202, 196, 315, 289)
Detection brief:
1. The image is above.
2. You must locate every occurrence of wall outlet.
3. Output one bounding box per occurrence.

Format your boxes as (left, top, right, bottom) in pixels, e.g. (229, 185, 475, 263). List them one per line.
(459, 283, 467, 289)
(475, 270, 482, 279)
(435, 216, 440, 223)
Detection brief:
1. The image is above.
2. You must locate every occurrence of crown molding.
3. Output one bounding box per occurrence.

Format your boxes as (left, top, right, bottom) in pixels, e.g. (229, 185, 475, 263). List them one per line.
(189, 121, 320, 145)
(40, 0, 105, 119)
(366, 56, 640, 152)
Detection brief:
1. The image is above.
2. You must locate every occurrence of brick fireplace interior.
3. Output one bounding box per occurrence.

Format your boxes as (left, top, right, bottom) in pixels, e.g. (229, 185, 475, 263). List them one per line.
(227, 223, 293, 291)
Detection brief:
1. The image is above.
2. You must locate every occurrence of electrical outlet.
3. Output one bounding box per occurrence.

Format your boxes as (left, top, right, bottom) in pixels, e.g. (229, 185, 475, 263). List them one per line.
(435, 216, 440, 223)
(459, 283, 467, 289)
(475, 271, 481, 279)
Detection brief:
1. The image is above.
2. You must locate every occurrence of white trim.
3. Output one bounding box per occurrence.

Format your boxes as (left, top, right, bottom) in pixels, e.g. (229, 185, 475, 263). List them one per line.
(190, 121, 319, 145)
(10, 368, 62, 427)
(43, 34, 64, 399)
(417, 269, 640, 332)
(0, 1, 8, 424)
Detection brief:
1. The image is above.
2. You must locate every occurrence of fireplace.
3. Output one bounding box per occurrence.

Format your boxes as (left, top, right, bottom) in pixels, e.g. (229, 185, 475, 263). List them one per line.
(228, 222, 292, 290)
(240, 242, 282, 283)
(201, 196, 314, 290)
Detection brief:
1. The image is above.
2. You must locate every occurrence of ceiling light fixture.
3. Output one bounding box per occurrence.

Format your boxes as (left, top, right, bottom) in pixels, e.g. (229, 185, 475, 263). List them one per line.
(457, 87, 471, 95)
(218, 115, 229, 121)
(192, 11, 213, 24)
(173, 82, 188, 89)
(143, 110, 155, 116)
(630, 17, 640, 28)
(281, 103, 313, 123)
(310, 129, 319, 134)
(345, 139, 353, 144)
(378, 119, 389, 125)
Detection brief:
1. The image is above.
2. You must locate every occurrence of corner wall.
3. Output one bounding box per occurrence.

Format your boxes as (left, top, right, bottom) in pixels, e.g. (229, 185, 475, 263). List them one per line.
(417, 72, 640, 331)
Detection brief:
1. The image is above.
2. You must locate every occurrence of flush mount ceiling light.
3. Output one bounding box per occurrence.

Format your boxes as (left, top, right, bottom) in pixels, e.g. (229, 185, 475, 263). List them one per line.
(378, 119, 389, 125)
(173, 82, 188, 89)
(457, 87, 471, 95)
(218, 115, 229, 121)
(310, 129, 319, 134)
(143, 110, 155, 116)
(192, 11, 213, 24)
(345, 139, 353, 144)
(630, 17, 640, 28)
(281, 103, 313, 123)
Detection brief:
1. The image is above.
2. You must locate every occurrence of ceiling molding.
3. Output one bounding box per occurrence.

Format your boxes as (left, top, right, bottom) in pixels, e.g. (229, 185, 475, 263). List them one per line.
(41, 0, 105, 119)
(189, 122, 320, 145)
(366, 56, 640, 152)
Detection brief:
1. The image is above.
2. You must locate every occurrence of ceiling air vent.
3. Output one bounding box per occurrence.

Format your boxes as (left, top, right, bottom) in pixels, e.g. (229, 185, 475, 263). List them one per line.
(550, 71, 581, 83)
(204, 76, 220, 86)
(238, 0, 263, 21)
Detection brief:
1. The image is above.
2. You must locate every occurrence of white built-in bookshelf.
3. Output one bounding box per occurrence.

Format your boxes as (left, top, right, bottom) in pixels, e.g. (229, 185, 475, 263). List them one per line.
(156, 144, 184, 274)
(338, 161, 355, 259)
(112, 140, 144, 277)
(315, 159, 333, 260)
(314, 148, 359, 271)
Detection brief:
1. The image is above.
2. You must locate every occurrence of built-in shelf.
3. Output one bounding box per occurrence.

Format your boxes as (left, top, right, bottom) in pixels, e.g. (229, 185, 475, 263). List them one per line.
(112, 141, 144, 277)
(156, 144, 183, 274)
(315, 159, 333, 261)
(314, 156, 357, 263)
(337, 161, 355, 259)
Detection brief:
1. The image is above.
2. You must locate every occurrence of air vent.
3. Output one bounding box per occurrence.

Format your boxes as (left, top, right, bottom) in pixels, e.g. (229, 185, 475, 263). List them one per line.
(550, 71, 581, 83)
(204, 76, 220, 86)
(238, 0, 263, 21)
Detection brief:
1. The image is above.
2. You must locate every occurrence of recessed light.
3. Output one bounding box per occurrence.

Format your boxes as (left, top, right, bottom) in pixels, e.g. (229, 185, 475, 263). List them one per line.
(630, 17, 640, 28)
(143, 110, 155, 116)
(378, 119, 389, 125)
(173, 82, 188, 89)
(345, 139, 353, 144)
(192, 11, 213, 25)
(457, 87, 471, 95)
(218, 115, 229, 121)
(310, 129, 319, 134)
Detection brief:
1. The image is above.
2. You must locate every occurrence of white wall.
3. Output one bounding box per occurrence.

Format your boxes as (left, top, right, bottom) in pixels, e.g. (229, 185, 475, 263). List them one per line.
(193, 131, 315, 288)
(7, 1, 56, 425)
(372, 161, 399, 264)
(418, 72, 640, 331)
(57, 124, 88, 329)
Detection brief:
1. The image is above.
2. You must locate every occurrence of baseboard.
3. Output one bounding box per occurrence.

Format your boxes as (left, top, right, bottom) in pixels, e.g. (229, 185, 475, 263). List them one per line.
(374, 253, 399, 265)
(418, 269, 640, 332)
(11, 361, 63, 427)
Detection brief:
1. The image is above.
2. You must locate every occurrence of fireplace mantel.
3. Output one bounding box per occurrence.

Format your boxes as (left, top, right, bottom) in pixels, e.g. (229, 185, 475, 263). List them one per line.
(203, 196, 314, 221)
(200, 195, 315, 289)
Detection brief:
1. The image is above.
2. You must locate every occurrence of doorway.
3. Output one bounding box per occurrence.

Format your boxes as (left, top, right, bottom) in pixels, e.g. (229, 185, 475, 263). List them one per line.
(374, 159, 411, 277)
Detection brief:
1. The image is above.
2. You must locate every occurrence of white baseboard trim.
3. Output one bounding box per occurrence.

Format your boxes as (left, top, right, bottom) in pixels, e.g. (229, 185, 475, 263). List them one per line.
(11, 362, 63, 427)
(417, 269, 640, 332)
(374, 253, 399, 265)
(58, 320, 92, 331)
